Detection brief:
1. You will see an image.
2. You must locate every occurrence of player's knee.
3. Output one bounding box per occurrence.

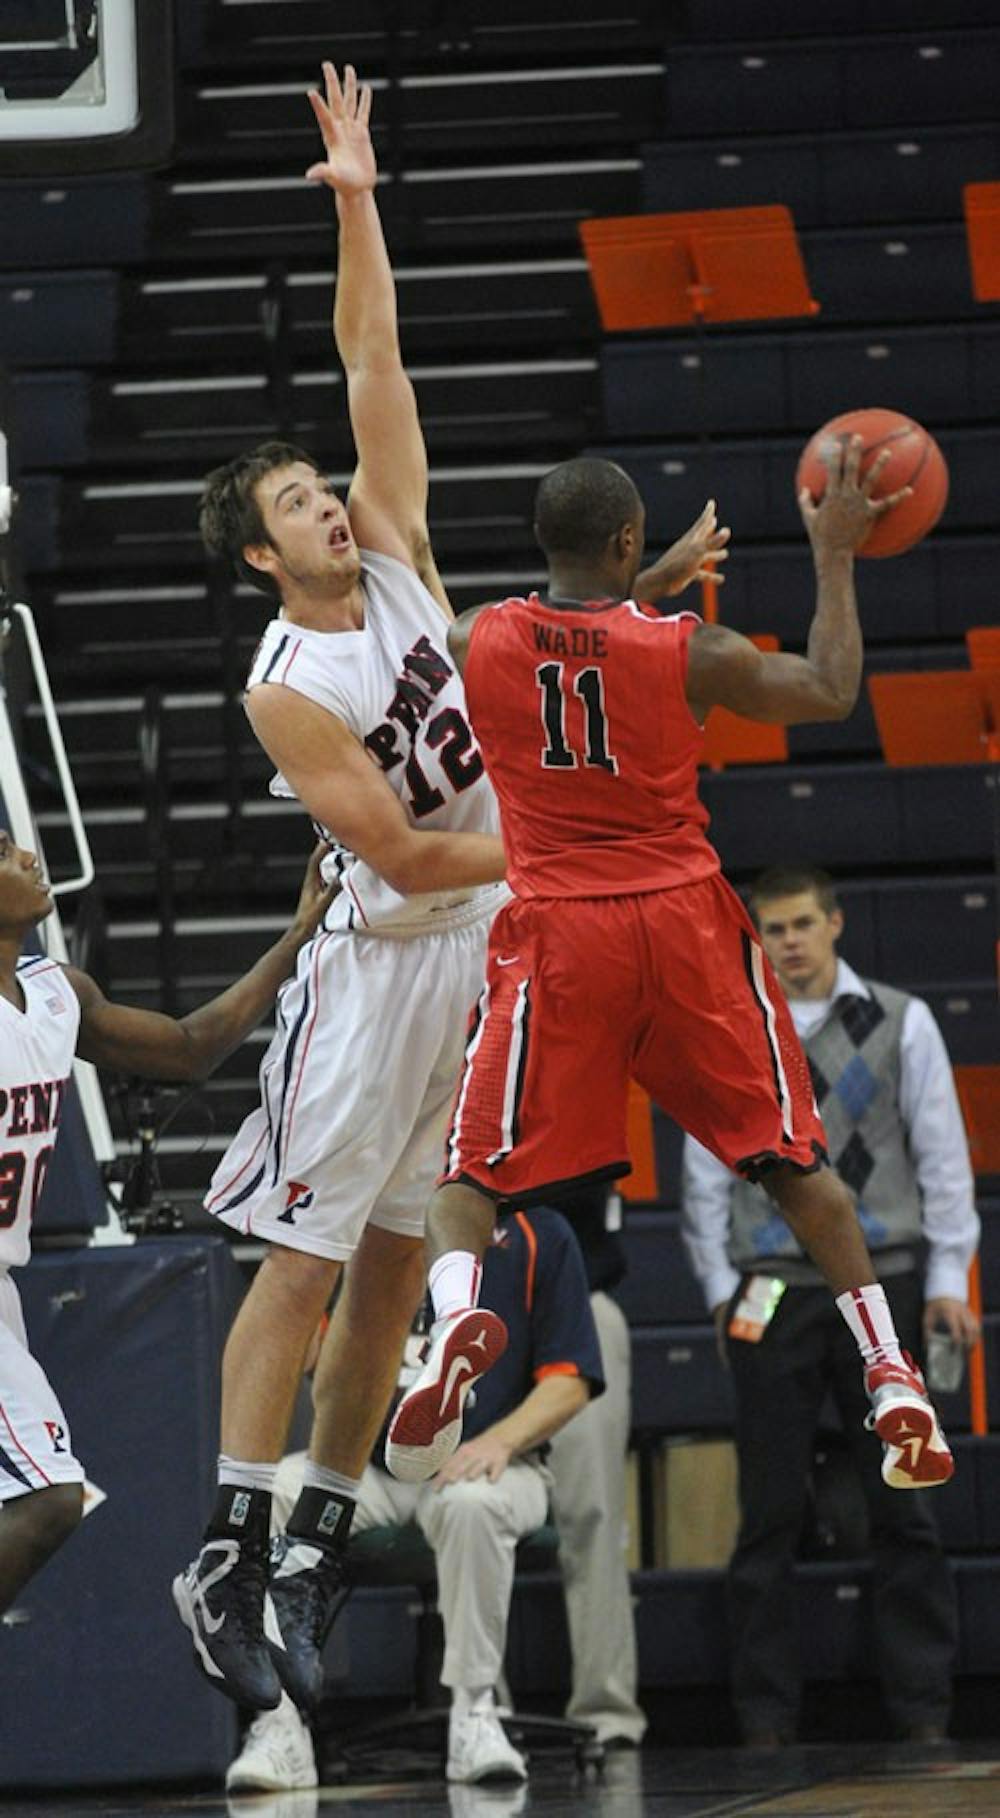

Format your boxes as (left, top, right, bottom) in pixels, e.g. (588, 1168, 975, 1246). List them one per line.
(766, 1159, 852, 1220)
(33, 1481, 84, 1551)
(260, 1243, 339, 1308)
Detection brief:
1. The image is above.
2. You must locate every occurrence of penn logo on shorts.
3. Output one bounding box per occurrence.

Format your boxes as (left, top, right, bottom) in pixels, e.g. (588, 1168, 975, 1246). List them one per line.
(44, 1420, 67, 1454)
(278, 1180, 315, 1224)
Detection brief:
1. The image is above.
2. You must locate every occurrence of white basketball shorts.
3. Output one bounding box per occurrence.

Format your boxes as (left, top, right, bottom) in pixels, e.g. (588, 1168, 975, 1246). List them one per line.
(205, 911, 492, 1259)
(0, 1271, 85, 1503)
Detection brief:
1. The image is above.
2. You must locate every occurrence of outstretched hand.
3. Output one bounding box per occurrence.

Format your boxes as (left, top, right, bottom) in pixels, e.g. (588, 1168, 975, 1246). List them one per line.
(306, 61, 376, 195)
(798, 434, 912, 557)
(291, 841, 341, 938)
(638, 499, 731, 601)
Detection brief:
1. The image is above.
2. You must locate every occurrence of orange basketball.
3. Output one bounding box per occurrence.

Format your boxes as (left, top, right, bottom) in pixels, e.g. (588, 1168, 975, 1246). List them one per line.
(795, 407, 949, 558)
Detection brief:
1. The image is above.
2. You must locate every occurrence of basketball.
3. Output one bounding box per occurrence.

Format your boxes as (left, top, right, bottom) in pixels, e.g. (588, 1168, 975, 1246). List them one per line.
(795, 408, 949, 558)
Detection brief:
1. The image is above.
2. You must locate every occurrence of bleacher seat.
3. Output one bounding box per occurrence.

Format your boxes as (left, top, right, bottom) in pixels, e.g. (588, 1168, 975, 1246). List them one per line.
(601, 323, 1000, 443)
(702, 764, 903, 872)
(917, 986, 998, 1066)
(896, 765, 997, 866)
(631, 1326, 735, 1434)
(872, 877, 996, 984)
(661, 32, 999, 139)
(642, 124, 1000, 229)
(1, 272, 119, 366)
(802, 224, 979, 326)
(590, 427, 1000, 547)
(181, 63, 665, 164)
(116, 259, 597, 368)
(681, 0, 997, 37)
(5, 179, 151, 269)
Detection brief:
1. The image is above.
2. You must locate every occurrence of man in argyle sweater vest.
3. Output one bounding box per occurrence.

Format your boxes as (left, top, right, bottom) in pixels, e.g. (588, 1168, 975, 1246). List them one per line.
(682, 864, 980, 1747)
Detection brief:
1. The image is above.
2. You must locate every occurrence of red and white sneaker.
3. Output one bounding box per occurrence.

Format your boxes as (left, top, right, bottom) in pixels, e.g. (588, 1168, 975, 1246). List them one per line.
(864, 1353, 955, 1489)
(385, 1308, 508, 1483)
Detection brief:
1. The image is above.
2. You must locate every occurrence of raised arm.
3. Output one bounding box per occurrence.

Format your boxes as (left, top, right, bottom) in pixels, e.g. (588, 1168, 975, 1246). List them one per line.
(247, 684, 505, 897)
(686, 437, 910, 725)
(306, 63, 449, 615)
(68, 845, 337, 1079)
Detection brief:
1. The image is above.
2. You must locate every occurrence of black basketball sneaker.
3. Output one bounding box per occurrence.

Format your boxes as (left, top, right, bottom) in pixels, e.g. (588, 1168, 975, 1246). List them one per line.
(267, 1533, 350, 1713)
(172, 1535, 283, 1709)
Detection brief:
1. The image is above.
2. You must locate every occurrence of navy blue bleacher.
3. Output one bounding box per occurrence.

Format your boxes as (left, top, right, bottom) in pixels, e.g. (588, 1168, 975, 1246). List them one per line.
(661, 31, 1000, 139)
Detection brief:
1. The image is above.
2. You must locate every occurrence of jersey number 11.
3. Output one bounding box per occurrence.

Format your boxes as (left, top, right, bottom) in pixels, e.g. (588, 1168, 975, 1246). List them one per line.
(536, 663, 618, 774)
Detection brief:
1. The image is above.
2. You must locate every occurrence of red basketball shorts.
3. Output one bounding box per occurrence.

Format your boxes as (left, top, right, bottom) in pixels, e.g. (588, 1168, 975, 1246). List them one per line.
(442, 872, 827, 1201)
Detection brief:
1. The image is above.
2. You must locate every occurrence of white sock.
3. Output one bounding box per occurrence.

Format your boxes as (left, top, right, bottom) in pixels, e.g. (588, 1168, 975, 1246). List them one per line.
(302, 1460, 362, 1499)
(218, 1455, 278, 1492)
(835, 1284, 904, 1368)
(429, 1250, 482, 1324)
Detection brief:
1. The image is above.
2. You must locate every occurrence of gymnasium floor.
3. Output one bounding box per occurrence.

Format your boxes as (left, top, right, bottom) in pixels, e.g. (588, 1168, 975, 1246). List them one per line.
(8, 1744, 1000, 1818)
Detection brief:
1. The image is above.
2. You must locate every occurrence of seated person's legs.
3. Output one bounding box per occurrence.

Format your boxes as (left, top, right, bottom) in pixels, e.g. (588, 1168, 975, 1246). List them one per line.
(419, 1461, 547, 1782)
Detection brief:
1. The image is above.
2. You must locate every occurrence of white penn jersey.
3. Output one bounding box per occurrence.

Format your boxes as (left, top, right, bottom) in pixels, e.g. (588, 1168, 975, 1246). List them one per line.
(0, 956, 79, 1270)
(246, 548, 508, 936)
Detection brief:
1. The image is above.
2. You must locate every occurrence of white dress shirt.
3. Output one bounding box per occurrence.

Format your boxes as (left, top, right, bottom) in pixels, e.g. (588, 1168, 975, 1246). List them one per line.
(681, 958, 980, 1313)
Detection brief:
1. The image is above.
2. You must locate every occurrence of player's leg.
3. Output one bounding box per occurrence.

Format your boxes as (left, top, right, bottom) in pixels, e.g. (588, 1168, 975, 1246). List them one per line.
(268, 1226, 425, 1710)
(0, 1281, 86, 1612)
(830, 1277, 956, 1737)
(173, 1245, 339, 1710)
(387, 899, 636, 1483)
(0, 1485, 83, 1614)
(637, 873, 952, 1490)
(178, 927, 433, 1705)
(262, 919, 501, 1707)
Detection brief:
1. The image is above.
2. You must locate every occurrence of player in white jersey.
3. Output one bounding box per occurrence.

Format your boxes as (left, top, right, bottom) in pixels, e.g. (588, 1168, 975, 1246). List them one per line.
(0, 829, 338, 1615)
(171, 65, 508, 1717)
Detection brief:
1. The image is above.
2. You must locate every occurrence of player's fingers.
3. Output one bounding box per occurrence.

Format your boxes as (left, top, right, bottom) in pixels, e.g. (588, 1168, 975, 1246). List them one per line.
(798, 485, 818, 522)
(308, 89, 333, 136)
(359, 83, 373, 128)
(323, 60, 345, 116)
(343, 63, 358, 116)
(872, 484, 913, 514)
(698, 568, 725, 584)
(841, 432, 863, 487)
(705, 540, 729, 559)
(819, 436, 844, 488)
(860, 446, 893, 496)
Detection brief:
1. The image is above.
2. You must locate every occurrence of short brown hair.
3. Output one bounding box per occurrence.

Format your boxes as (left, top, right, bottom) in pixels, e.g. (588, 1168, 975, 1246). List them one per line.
(749, 864, 840, 921)
(199, 440, 321, 599)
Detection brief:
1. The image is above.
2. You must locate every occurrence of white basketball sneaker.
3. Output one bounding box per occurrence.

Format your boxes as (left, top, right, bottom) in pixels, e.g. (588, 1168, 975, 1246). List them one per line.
(385, 1308, 508, 1482)
(447, 1698, 528, 1784)
(226, 1693, 318, 1792)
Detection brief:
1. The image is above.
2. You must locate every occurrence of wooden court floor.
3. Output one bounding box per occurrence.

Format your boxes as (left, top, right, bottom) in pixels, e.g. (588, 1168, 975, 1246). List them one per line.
(6, 1743, 1000, 1818)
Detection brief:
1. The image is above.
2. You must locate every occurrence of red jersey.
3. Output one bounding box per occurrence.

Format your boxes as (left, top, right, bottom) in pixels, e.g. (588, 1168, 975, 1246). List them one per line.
(463, 595, 719, 898)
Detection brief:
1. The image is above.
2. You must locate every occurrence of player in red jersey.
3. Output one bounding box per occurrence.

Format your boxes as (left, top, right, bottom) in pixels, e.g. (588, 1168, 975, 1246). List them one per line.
(386, 442, 954, 1498)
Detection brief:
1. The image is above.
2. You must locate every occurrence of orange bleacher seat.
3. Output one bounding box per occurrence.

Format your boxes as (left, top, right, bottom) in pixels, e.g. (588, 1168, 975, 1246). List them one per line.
(955, 1067, 1000, 1177)
(964, 182, 1000, 305)
(579, 205, 818, 332)
(869, 670, 1000, 767)
(967, 628, 1000, 672)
